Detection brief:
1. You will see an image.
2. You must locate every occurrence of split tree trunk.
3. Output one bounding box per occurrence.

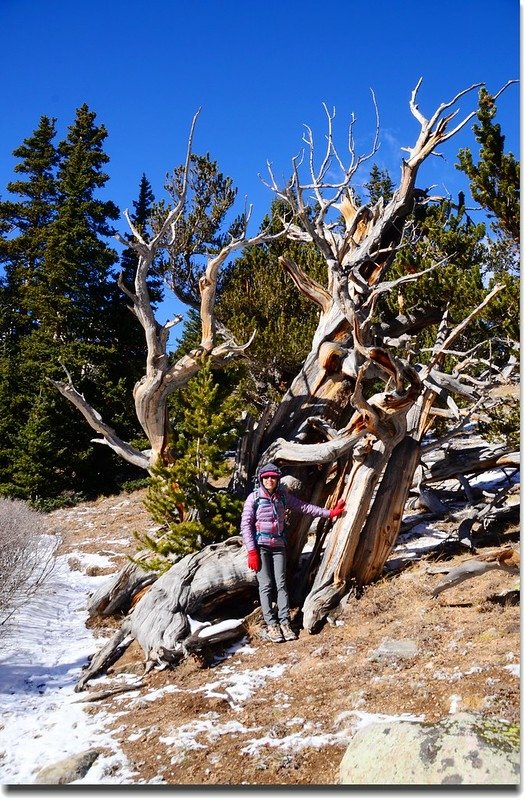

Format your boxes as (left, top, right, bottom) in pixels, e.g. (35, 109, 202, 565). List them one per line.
(52, 83, 518, 665)
(242, 84, 515, 628)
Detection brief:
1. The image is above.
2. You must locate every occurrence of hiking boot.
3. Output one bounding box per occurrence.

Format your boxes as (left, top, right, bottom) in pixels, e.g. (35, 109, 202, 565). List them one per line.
(280, 621, 298, 641)
(266, 624, 284, 643)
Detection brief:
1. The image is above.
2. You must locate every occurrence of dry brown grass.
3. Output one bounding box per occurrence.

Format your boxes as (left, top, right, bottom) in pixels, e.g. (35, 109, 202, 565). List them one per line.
(51, 490, 520, 786)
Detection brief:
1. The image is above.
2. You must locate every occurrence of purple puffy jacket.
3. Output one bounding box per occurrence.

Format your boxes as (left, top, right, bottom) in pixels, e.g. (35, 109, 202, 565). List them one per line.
(241, 484, 330, 551)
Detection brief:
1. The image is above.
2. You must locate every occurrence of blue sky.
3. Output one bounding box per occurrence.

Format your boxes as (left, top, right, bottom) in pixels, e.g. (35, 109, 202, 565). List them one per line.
(0, 0, 520, 331)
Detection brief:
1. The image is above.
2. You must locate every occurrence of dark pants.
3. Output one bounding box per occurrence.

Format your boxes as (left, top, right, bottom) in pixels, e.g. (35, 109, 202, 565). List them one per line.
(257, 546, 289, 625)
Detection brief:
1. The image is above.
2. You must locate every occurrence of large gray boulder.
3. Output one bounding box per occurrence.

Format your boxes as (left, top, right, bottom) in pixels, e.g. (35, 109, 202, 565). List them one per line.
(340, 712, 519, 785)
(33, 749, 100, 784)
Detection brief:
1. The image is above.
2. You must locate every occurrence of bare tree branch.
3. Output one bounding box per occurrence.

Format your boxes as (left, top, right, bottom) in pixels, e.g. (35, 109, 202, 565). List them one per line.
(48, 377, 150, 469)
(279, 255, 332, 312)
(431, 548, 519, 597)
(421, 284, 504, 377)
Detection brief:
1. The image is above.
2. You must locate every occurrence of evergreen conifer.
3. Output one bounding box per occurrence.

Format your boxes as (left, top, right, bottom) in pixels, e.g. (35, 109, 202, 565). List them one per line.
(216, 200, 326, 407)
(137, 361, 244, 570)
(0, 107, 145, 502)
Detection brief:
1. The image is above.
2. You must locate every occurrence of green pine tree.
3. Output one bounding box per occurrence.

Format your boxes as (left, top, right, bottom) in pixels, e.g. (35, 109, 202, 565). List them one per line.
(216, 200, 327, 408)
(137, 361, 244, 571)
(383, 196, 488, 355)
(363, 164, 395, 205)
(0, 116, 59, 339)
(456, 88, 520, 344)
(0, 106, 145, 503)
(456, 88, 520, 447)
(158, 153, 241, 307)
(0, 116, 60, 495)
(457, 87, 520, 244)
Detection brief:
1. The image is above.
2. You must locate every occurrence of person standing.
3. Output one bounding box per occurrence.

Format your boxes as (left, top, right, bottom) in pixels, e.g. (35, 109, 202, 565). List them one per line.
(241, 462, 345, 642)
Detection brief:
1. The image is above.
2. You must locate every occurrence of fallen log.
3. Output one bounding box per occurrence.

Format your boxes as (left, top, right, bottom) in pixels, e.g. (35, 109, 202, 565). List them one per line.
(72, 681, 145, 702)
(87, 559, 157, 618)
(431, 548, 520, 597)
(76, 620, 134, 691)
(76, 537, 257, 688)
(422, 440, 519, 484)
(130, 536, 256, 662)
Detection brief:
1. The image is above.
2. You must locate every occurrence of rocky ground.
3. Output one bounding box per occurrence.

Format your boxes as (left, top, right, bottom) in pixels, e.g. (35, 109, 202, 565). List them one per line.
(49, 490, 520, 786)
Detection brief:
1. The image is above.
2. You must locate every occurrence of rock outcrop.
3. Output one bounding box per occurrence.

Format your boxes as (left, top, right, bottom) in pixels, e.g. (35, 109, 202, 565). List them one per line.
(340, 713, 519, 785)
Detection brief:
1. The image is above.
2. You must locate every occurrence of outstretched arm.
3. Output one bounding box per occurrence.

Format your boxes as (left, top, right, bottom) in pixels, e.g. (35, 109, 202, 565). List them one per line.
(286, 494, 345, 519)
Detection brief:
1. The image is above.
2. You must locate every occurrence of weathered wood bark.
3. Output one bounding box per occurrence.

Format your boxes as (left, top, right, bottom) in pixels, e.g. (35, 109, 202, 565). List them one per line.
(76, 620, 134, 691)
(431, 548, 519, 597)
(302, 372, 424, 630)
(76, 537, 258, 688)
(350, 434, 422, 586)
(50, 112, 281, 471)
(128, 537, 257, 663)
(87, 560, 157, 618)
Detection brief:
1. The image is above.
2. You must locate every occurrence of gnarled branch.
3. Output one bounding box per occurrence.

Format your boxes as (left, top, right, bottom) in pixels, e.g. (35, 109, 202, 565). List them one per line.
(48, 376, 149, 469)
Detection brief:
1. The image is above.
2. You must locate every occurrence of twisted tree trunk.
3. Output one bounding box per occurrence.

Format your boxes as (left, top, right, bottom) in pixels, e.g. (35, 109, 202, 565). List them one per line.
(244, 83, 513, 627)
(53, 82, 518, 678)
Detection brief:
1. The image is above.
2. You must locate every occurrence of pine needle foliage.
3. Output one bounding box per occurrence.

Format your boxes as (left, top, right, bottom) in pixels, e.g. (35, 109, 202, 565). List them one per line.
(0, 106, 145, 502)
(456, 88, 520, 345)
(137, 362, 244, 572)
(157, 153, 243, 307)
(216, 200, 327, 408)
(456, 87, 520, 244)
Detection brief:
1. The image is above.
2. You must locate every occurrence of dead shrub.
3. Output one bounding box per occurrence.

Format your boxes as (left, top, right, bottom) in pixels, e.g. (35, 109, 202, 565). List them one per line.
(0, 497, 56, 634)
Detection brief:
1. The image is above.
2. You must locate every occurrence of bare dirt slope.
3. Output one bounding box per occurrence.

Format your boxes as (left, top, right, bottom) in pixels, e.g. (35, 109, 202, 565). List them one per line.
(49, 491, 520, 786)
